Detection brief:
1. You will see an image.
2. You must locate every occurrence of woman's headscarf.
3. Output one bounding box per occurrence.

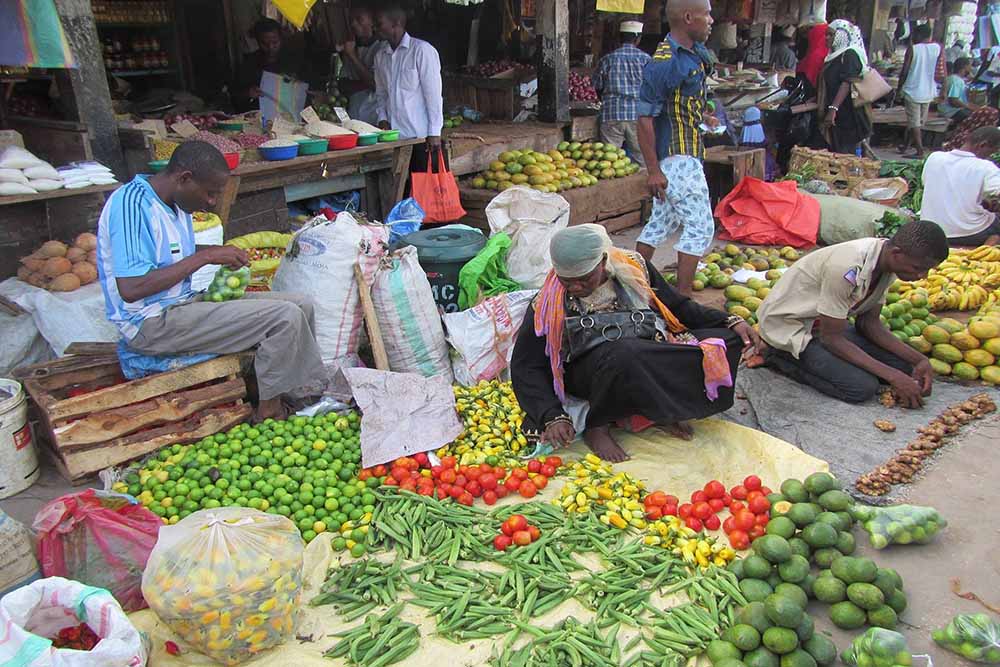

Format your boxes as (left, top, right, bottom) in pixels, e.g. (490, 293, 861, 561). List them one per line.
(550, 224, 612, 278)
(796, 23, 829, 86)
(825, 19, 869, 70)
(534, 226, 733, 402)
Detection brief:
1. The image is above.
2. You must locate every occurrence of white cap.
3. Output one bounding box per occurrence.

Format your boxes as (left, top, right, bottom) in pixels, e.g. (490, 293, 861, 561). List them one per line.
(620, 20, 643, 34)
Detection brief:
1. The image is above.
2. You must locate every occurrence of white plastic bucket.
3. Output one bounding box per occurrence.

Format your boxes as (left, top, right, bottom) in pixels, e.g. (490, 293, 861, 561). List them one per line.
(0, 379, 39, 499)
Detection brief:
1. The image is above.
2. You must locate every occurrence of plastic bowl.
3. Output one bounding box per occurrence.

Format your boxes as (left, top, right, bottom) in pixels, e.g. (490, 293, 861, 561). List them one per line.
(327, 133, 359, 150)
(148, 159, 169, 173)
(259, 144, 300, 161)
(296, 138, 329, 155)
(378, 130, 400, 142)
(357, 133, 379, 146)
(223, 152, 241, 169)
(215, 120, 244, 131)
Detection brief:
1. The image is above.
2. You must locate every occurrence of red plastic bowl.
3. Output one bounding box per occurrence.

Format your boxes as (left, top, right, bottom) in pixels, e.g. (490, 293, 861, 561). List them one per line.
(327, 134, 359, 151)
(223, 152, 240, 170)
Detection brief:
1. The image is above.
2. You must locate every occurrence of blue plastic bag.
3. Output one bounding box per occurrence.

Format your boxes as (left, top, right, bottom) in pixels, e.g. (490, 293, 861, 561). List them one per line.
(116, 340, 217, 380)
(385, 198, 424, 244)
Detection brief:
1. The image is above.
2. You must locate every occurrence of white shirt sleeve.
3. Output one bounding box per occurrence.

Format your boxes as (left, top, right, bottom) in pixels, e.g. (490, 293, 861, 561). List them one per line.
(984, 163, 1000, 197)
(374, 48, 389, 124)
(418, 43, 444, 137)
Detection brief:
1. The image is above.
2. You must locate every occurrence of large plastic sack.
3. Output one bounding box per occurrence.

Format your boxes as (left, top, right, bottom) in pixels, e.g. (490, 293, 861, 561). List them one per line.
(443, 290, 535, 386)
(0, 576, 149, 666)
(141, 508, 304, 665)
(841, 628, 912, 667)
(715, 177, 819, 248)
(0, 278, 117, 356)
(272, 213, 366, 368)
(485, 186, 569, 289)
(370, 246, 453, 380)
(933, 614, 1000, 663)
(33, 489, 162, 612)
(190, 217, 224, 292)
(457, 232, 521, 310)
(849, 503, 947, 549)
(0, 507, 41, 598)
(813, 193, 894, 245)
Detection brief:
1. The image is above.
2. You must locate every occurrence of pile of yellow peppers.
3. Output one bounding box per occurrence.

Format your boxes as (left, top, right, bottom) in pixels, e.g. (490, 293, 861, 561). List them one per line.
(437, 380, 528, 466)
(644, 516, 736, 569)
(556, 454, 648, 529)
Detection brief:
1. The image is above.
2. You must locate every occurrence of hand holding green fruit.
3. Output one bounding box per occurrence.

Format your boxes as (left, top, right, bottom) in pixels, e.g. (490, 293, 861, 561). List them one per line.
(203, 265, 251, 302)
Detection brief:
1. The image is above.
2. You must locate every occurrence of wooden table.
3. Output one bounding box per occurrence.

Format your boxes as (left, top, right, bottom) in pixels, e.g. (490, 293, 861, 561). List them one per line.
(872, 107, 950, 134)
(445, 122, 566, 177)
(214, 140, 420, 233)
(703, 145, 766, 209)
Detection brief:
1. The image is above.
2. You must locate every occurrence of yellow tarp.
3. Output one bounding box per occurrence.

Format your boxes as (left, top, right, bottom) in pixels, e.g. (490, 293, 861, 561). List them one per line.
(130, 419, 827, 666)
(595, 0, 644, 14)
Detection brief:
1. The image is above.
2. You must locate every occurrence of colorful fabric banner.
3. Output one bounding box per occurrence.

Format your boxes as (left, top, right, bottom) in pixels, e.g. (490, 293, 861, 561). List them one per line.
(0, 0, 75, 69)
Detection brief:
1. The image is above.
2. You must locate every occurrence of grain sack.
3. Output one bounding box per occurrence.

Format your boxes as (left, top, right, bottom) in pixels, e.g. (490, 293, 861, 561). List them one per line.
(812, 193, 892, 245)
(485, 186, 569, 289)
(370, 246, 453, 380)
(443, 289, 535, 386)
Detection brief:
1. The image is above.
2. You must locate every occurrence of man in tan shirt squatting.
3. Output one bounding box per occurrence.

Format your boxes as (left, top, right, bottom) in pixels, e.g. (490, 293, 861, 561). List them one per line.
(755, 221, 949, 407)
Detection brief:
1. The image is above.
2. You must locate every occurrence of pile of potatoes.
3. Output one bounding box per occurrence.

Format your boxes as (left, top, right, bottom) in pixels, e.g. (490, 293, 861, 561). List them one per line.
(18, 233, 98, 292)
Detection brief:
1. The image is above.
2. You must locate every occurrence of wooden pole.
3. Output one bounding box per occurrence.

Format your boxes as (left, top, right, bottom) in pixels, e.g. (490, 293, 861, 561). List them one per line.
(536, 0, 571, 123)
(354, 264, 391, 371)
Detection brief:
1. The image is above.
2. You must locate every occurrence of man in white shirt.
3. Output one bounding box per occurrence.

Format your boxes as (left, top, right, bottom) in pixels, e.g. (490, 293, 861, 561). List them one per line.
(921, 126, 1000, 246)
(373, 4, 444, 171)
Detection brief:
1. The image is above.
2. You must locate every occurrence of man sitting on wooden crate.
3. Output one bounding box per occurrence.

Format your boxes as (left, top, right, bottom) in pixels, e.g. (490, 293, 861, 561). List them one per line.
(754, 221, 948, 407)
(95, 141, 327, 421)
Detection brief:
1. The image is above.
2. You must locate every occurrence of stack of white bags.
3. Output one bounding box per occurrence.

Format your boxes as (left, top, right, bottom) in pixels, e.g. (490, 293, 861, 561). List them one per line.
(0, 145, 117, 196)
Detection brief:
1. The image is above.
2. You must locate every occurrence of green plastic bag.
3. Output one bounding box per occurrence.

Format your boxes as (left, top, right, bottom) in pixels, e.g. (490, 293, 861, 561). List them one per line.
(849, 504, 947, 549)
(933, 614, 1000, 663)
(457, 232, 521, 310)
(841, 628, 913, 667)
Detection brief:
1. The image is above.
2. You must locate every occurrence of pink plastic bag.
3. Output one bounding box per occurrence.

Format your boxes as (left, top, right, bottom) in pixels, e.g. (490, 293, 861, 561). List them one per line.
(33, 489, 162, 611)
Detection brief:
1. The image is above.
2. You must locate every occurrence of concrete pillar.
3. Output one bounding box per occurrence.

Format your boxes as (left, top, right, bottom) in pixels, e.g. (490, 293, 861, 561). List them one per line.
(54, 0, 125, 177)
(536, 0, 570, 123)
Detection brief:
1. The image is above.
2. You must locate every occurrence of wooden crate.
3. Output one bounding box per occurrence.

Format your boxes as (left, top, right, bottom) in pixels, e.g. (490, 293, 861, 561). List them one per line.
(459, 172, 651, 234)
(442, 72, 534, 121)
(16, 352, 253, 482)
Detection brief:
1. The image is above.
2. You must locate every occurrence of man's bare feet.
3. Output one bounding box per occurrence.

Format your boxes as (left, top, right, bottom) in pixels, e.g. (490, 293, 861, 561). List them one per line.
(254, 398, 289, 423)
(658, 421, 694, 440)
(583, 425, 629, 462)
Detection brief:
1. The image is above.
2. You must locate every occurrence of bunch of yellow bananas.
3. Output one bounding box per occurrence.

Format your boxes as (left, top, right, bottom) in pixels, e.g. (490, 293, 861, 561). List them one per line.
(961, 245, 1000, 262)
(437, 380, 528, 465)
(642, 516, 735, 568)
(555, 453, 646, 528)
(897, 274, 993, 311)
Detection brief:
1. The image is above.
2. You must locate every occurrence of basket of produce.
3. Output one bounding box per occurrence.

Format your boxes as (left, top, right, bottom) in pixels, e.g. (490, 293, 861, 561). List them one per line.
(258, 139, 300, 160)
(789, 147, 880, 195)
(225, 230, 292, 287)
(849, 177, 909, 208)
(192, 211, 222, 233)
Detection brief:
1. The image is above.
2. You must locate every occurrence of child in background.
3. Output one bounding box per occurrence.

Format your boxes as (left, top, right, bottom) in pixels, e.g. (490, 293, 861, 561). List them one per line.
(739, 106, 777, 180)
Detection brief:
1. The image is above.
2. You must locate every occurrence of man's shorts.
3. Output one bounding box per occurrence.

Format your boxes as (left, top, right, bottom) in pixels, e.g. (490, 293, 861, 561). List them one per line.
(903, 93, 930, 129)
(637, 154, 714, 255)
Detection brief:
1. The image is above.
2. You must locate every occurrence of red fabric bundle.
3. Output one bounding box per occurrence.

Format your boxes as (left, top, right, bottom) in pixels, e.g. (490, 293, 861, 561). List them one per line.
(714, 177, 819, 248)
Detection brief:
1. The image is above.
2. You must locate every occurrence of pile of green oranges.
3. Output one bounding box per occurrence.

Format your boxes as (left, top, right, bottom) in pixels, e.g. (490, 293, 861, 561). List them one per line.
(113, 411, 378, 545)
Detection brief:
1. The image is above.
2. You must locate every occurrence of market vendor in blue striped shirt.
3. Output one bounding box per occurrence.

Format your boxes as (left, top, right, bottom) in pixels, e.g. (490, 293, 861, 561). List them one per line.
(636, 0, 716, 297)
(592, 21, 652, 167)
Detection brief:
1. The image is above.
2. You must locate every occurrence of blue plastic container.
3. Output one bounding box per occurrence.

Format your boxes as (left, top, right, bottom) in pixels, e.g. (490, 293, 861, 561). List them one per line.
(259, 144, 299, 160)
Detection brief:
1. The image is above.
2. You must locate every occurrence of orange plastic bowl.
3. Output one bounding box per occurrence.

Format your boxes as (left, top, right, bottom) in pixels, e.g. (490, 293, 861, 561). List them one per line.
(327, 134, 359, 151)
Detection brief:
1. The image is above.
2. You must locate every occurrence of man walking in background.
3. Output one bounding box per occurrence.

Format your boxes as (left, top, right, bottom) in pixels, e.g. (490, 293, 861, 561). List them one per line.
(593, 21, 652, 167)
(896, 23, 943, 157)
(636, 0, 716, 295)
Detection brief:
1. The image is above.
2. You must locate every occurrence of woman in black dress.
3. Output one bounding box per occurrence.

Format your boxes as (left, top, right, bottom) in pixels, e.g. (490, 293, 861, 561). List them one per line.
(510, 225, 762, 462)
(819, 20, 872, 154)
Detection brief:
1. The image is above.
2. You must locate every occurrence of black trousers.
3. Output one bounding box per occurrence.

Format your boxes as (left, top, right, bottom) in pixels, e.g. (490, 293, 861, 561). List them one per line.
(764, 326, 913, 403)
(409, 142, 450, 173)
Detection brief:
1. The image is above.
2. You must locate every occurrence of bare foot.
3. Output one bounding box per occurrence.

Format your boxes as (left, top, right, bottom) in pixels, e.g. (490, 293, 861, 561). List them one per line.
(583, 425, 629, 462)
(254, 398, 289, 423)
(658, 421, 694, 440)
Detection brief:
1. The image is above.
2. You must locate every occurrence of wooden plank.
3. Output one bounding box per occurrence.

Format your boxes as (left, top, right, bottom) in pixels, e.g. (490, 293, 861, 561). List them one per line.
(53, 404, 253, 481)
(53, 377, 247, 448)
(230, 140, 423, 177)
(600, 209, 643, 234)
(15, 356, 120, 382)
(216, 174, 241, 225)
(448, 123, 565, 176)
(392, 144, 414, 206)
(568, 114, 599, 142)
(64, 342, 118, 356)
(45, 354, 246, 422)
(0, 183, 119, 207)
(354, 265, 390, 371)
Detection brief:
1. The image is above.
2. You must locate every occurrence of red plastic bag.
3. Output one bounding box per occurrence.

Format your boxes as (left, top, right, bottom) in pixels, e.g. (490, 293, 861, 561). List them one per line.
(412, 152, 466, 223)
(715, 177, 820, 248)
(33, 489, 162, 611)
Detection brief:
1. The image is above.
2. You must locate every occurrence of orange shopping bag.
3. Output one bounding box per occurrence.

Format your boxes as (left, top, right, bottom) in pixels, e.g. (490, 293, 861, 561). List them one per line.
(412, 151, 467, 223)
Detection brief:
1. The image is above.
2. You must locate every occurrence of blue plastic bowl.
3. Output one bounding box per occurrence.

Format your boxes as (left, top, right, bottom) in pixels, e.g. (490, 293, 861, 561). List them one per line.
(259, 144, 299, 161)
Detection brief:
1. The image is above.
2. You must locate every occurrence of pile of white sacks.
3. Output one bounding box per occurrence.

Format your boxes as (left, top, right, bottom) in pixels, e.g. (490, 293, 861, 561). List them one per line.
(0, 145, 117, 196)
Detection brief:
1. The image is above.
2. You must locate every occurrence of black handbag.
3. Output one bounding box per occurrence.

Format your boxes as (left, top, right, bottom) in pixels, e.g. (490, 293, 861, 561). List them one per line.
(564, 281, 658, 362)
